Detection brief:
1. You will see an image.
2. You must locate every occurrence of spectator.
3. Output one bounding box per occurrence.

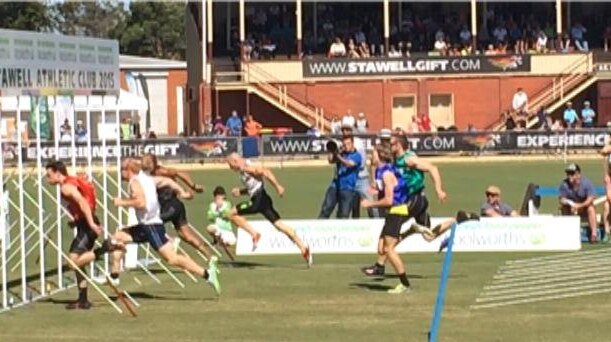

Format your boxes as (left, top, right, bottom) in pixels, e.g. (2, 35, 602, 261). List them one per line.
(492, 23, 508, 45)
(318, 134, 362, 218)
(226, 110, 243, 136)
(559, 163, 598, 243)
(571, 22, 589, 52)
(563, 101, 579, 129)
(433, 36, 448, 55)
(484, 44, 496, 55)
(388, 45, 402, 57)
(328, 37, 346, 58)
(551, 119, 563, 131)
(407, 116, 419, 133)
(481, 185, 519, 217)
(146, 130, 157, 139)
(341, 111, 356, 129)
(120, 117, 132, 140)
(347, 39, 360, 58)
(60, 119, 72, 142)
(559, 32, 572, 53)
(581, 101, 596, 128)
(467, 124, 477, 132)
(355, 113, 368, 133)
(536, 107, 551, 131)
(358, 41, 371, 58)
(459, 25, 472, 46)
(544, 22, 556, 50)
(512, 87, 528, 116)
(132, 112, 141, 138)
(605, 24, 611, 52)
(330, 115, 342, 135)
(535, 30, 548, 53)
(417, 113, 432, 132)
(213, 115, 226, 136)
(203, 115, 213, 136)
(306, 123, 321, 137)
(244, 114, 263, 137)
(75, 120, 87, 143)
(503, 111, 516, 131)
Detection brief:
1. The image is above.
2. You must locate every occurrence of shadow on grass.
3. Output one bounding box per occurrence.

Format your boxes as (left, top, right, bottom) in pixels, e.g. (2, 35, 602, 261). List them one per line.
(218, 261, 273, 269)
(349, 282, 394, 292)
(370, 274, 423, 281)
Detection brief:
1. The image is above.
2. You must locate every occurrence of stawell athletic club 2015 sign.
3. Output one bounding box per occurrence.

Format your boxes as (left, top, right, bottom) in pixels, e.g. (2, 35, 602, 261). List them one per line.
(303, 54, 531, 77)
(0, 28, 119, 95)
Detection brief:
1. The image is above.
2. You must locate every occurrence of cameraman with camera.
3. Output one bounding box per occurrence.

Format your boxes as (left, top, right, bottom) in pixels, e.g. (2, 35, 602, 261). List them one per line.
(318, 134, 362, 218)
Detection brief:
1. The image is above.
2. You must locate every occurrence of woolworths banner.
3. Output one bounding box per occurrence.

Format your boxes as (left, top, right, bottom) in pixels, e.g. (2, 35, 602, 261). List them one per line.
(0, 29, 119, 95)
(303, 55, 531, 78)
(235, 216, 580, 255)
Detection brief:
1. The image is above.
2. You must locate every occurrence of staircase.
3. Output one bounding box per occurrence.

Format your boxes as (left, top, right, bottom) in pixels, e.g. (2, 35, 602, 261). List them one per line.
(491, 53, 596, 130)
(214, 62, 332, 133)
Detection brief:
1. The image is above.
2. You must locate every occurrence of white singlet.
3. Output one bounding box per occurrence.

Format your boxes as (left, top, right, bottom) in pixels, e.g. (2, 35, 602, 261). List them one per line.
(129, 171, 162, 225)
(240, 160, 263, 197)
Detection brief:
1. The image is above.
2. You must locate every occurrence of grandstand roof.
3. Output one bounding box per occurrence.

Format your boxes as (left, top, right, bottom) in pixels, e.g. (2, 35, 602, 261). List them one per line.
(119, 55, 186, 70)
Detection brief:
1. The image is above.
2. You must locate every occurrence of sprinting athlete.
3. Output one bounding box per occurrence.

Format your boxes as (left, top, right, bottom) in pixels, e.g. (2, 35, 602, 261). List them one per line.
(141, 154, 214, 260)
(97, 158, 221, 295)
(361, 144, 431, 294)
(361, 133, 458, 276)
(226, 153, 312, 267)
(45, 161, 102, 310)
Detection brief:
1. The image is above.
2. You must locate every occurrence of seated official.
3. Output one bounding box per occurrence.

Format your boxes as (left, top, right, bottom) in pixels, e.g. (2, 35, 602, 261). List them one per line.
(559, 163, 598, 243)
(481, 185, 519, 217)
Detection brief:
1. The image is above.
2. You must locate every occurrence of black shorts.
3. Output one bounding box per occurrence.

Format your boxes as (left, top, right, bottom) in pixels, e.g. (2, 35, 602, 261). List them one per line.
(236, 188, 281, 223)
(160, 198, 188, 230)
(123, 224, 168, 251)
(68, 216, 100, 255)
(380, 194, 429, 238)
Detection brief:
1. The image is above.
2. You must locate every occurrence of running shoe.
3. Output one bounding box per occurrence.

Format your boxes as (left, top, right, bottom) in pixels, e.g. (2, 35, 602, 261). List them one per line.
(206, 256, 221, 295)
(303, 246, 313, 268)
(387, 283, 411, 294)
(360, 265, 385, 276)
(252, 233, 261, 252)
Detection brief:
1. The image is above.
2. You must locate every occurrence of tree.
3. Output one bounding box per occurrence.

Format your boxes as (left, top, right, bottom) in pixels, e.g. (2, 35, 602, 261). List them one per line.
(0, 2, 52, 32)
(51, 1, 128, 39)
(119, 2, 186, 60)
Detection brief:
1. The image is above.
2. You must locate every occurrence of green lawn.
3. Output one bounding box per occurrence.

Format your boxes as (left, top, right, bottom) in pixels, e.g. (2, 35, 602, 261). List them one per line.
(1, 158, 611, 342)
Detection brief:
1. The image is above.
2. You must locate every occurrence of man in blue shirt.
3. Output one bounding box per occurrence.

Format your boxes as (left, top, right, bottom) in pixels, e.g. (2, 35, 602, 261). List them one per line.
(318, 134, 362, 218)
(481, 185, 519, 217)
(581, 101, 596, 128)
(563, 102, 579, 129)
(225, 110, 243, 136)
(559, 163, 598, 243)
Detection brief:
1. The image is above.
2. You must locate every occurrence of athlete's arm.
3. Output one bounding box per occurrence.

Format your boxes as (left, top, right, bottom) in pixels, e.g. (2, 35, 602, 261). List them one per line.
(407, 156, 447, 202)
(114, 180, 146, 209)
(361, 171, 395, 208)
(243, 165, 285, 197)
(61, 183, 101, 235)
(153, 176, 193, 200)
(156, 166, 204, 193)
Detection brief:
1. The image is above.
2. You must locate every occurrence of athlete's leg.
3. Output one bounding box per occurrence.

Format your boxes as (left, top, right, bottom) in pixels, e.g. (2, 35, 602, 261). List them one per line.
(423, 218, 456, 242)
(228, 207, 260, 239)
(157, 242, 205, 275)
(177, 224, 213, 259)
(272, 219, 307, 254)
(109, 230, 134, 275)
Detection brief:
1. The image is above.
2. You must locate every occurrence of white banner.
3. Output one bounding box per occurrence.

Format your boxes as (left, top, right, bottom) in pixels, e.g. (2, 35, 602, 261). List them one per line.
(236, 216, 581, 255)
(0, 29, 119, 95)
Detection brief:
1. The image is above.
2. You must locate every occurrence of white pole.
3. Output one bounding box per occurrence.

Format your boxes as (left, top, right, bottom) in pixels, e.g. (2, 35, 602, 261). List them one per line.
(70, 96, 76, 175)
(0, 106, 7, 308)
(16, 96, 27, 302)
(113, 97, 121, 276)
(35, 96, 45, 296)
(202, 0, 207, 83)
(54, 96, 62, 289)
(86, 97, 92, 180)
(101, 98, 109, 274)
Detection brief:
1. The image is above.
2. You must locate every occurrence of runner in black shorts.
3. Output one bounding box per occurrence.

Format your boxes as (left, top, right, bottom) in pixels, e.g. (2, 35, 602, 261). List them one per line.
(45, 161, 102, 310)
(226, 153, 312, 267)
(142, 154, 214, 261)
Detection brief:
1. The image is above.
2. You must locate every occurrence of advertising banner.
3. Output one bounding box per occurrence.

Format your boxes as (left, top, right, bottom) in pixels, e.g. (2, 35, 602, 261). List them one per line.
(235, 216, 581, 255)
(0, 28, 120, 95)
(303, 55, 531, 78)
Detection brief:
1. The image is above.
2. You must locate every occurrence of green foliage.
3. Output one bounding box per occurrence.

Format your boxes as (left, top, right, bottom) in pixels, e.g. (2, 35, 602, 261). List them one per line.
(0, 2, 52, 32)
(50, 0, 128, 39)
(120, 2, 186, 60)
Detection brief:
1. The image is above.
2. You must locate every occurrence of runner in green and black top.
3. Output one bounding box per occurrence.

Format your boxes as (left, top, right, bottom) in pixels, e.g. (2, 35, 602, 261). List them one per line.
(361, 133, 472, 277)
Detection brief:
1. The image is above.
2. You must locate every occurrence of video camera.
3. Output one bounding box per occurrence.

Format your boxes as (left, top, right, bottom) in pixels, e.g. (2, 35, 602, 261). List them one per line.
(326, 139, 343, 163)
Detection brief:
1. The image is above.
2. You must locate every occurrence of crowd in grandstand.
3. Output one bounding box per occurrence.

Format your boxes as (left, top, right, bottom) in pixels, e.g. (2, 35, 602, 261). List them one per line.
(234, 2, 611, 60)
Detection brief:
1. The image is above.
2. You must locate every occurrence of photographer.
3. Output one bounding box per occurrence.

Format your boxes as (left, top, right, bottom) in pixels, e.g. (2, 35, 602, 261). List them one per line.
(318, 134, 362, 218)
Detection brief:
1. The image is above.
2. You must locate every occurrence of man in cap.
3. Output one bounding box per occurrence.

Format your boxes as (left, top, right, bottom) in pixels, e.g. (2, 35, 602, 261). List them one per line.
(563, 102, 579, 129)
(481, 185, 519, 217)
(559, 163, 598, 243)
(581, 101, 596, 128)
